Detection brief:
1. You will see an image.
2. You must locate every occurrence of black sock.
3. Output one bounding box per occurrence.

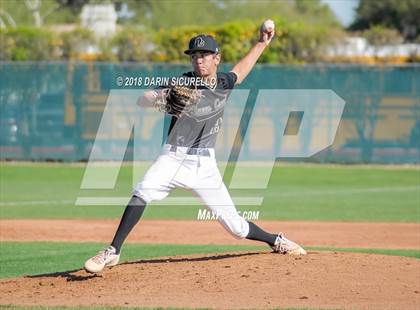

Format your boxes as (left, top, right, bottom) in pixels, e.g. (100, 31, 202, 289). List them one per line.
(111, 196, 146, 254)
(246, 221, 277, 246)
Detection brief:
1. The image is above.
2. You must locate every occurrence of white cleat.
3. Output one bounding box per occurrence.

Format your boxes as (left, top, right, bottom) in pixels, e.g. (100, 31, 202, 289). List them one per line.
(271, 233, 307, 255)
(84, 245, 120, 273)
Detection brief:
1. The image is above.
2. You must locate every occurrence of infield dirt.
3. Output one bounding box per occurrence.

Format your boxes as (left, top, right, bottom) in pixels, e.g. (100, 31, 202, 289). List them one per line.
(1, 220, 419, 309)
(0, 251, 419, 309)
(1, 219, 419, 249)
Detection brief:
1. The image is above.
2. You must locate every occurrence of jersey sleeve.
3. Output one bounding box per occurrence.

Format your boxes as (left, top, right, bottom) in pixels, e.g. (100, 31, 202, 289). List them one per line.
(226, 71, 238, 88)
(218, 71, 237, 89)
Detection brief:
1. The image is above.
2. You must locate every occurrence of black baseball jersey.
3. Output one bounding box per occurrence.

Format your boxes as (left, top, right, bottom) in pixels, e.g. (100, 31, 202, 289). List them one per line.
(165, 71, 237, 148)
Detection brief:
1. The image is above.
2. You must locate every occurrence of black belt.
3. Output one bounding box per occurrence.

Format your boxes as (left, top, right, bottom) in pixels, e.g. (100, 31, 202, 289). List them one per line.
(169, 145, 210, 156)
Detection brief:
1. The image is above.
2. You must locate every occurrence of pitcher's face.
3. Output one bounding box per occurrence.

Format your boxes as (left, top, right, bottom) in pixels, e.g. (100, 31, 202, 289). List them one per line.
(190, 51, 220, 77)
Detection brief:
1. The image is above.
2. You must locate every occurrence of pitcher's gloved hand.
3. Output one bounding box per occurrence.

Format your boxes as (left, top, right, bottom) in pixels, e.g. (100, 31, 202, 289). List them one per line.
(155, 85, 202, 118)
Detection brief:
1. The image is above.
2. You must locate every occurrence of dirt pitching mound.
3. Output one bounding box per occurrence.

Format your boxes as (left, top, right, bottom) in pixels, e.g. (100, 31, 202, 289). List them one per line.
(1, 251, 419, 310)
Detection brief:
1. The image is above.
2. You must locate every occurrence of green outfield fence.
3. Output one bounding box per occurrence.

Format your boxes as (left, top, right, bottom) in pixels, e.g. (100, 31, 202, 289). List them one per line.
(0, 62, 419, 163)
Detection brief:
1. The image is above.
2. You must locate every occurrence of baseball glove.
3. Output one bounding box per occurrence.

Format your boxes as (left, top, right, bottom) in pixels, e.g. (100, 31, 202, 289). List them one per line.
(155, 85, 202, 118)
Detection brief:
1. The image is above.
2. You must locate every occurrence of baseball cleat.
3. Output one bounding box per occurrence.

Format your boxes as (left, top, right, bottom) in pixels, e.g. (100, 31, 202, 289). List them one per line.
(271, 233, 307, 255)
(84, 245, 120, 273)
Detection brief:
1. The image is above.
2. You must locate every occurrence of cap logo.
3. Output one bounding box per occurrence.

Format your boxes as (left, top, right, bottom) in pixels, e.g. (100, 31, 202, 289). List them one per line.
(194, 37, 205, 48)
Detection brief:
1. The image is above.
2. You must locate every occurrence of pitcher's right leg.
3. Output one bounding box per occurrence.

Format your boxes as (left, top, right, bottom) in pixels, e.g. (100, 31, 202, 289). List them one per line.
(84, 155, 180, 273)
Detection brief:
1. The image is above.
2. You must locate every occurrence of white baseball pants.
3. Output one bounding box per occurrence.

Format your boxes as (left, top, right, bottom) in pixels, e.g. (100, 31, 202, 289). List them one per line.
(133, 144, 250, 239)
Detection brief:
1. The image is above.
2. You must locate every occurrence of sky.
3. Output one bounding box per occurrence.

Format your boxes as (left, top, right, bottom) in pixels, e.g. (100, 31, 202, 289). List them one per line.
(320, 0, 360, 26)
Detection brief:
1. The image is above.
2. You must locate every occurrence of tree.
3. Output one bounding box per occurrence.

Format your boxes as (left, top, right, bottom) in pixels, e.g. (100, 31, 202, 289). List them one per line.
(54, 0, 90, 12)
(350, 0, 420, 41)
(363, 25, 403, 46)
(123, 0, 340, 30)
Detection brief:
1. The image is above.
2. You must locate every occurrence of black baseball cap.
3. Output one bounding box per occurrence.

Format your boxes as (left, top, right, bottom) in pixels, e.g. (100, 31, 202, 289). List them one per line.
(184, 34, 220, 55)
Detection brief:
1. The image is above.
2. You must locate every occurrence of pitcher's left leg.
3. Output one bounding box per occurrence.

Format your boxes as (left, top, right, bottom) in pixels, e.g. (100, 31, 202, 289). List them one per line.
(193, 158, 306, 255)
(194, 181, 250, 239)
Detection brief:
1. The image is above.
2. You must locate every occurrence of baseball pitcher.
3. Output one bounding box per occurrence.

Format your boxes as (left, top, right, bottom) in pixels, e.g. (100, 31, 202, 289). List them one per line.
(85, 19, 306, 273)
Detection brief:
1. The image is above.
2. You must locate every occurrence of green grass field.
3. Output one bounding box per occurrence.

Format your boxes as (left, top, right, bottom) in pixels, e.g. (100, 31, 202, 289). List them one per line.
(1, 242, 418, 280)
(0, 242, 266, 279)
(1, 163, 419, 222)
(0, 162, 419, 310)
(0, 162, 420, 310)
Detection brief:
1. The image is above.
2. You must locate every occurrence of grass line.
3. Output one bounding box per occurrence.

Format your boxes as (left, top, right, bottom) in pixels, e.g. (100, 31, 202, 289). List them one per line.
(0, 242, 418, 280)
(308, 247, 420, 259)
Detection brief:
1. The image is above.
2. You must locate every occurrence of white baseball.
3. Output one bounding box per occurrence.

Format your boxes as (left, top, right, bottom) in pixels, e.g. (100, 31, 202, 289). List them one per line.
(262, 19, 275, 32)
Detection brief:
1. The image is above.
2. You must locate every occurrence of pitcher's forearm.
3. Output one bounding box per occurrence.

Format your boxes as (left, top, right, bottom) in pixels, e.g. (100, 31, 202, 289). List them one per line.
(231, 42, 267, 84)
